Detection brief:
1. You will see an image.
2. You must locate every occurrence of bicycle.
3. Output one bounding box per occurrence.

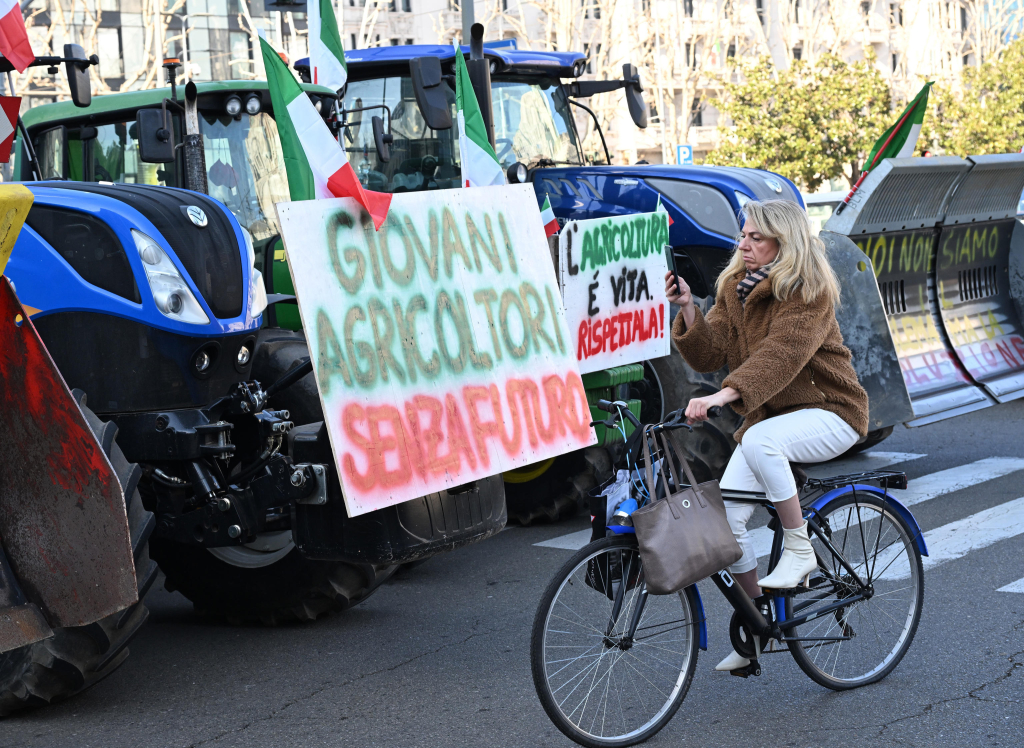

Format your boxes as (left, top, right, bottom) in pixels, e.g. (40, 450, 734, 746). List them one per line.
(531, 400, 927, 748)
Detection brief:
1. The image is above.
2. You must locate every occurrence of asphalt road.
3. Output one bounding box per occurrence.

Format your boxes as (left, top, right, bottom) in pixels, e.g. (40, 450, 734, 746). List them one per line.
(4, 401, 1024, 748)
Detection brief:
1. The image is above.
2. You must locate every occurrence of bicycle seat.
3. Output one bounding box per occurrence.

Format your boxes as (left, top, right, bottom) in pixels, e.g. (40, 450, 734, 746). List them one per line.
(790, 462, 809, 492)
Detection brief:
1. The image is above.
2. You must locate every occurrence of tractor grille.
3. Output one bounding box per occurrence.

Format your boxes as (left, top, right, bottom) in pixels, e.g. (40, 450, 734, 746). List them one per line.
(879, 279, 907, 316)
(35, 183, 244, 319)
(958, 265, 999, 302)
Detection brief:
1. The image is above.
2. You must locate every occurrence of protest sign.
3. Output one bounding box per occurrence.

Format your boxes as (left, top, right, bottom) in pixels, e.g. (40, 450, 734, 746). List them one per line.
(277, 185, 596, 517)
(558, 211, 672, 374)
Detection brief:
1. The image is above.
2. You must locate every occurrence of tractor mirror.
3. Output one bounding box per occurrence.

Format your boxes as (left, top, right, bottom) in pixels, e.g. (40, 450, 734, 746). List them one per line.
(371, 115, 392, 163)
(622, 63, 647, 129)
(64, 44, 92, 108)
(410, 56, 453, 131)
(136, 109, 176, 163)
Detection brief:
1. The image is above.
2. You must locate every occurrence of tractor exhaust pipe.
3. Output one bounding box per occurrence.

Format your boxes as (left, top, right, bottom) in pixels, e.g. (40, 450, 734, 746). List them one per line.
(183, 81, 208, 194)
(466, 23, 495, 149)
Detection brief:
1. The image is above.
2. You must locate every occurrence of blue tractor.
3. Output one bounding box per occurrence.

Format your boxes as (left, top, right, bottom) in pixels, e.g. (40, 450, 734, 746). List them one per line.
(0, 178, 505, 712)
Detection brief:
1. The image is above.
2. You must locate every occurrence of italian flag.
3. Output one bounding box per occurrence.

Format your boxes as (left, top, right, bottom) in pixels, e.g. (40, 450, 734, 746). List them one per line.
(841, 82, 932, 207)
(540, 195, 558, 237)
(454, 47, 505, 188)
(307, 0, 347, 91)
(0, 0, 34, 73)
(260, 37, 391, 230)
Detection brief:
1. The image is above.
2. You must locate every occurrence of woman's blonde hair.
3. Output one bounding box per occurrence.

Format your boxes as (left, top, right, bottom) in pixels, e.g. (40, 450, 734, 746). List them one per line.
(715, 199, 841, 306)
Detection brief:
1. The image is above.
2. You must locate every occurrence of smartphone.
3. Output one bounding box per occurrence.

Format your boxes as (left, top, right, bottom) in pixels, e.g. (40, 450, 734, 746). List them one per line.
(664, 245, 678, 291)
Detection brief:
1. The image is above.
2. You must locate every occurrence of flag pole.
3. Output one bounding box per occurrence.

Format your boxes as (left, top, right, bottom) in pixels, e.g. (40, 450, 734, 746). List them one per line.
(834, 96, 923, 216)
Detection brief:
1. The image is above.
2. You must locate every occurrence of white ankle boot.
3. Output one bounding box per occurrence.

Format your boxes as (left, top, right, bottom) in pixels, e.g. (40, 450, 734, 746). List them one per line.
(759, 522, 818, 589)
(714, 650, 751, 672)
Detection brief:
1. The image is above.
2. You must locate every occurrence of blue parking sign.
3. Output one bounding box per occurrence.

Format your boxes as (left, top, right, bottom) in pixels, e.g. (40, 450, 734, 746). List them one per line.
(676, 145, 693, 165)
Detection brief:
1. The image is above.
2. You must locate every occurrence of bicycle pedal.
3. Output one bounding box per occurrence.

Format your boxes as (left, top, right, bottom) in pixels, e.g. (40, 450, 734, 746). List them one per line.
(729, 660, 762, 678)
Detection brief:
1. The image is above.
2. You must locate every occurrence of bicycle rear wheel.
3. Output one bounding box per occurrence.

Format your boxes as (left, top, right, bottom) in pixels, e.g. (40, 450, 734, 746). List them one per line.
(531, 535, 700, 748)
(786, 492, 924, 690)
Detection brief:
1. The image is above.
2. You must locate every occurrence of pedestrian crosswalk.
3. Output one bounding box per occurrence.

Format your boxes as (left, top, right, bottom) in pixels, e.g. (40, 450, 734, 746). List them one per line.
(532, 450, 1024, 591)
(997, 576, 1024, 593)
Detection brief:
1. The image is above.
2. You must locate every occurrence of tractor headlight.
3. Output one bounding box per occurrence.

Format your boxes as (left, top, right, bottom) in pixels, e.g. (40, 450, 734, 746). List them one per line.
(245, 93, 262, 115)
(225, 94, 243, 117)
(133, 230, 210, 325)
(242, 227, 269, 318)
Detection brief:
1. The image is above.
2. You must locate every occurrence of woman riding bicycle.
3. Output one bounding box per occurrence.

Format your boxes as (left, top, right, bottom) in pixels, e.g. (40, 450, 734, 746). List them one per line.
(665, 198, 869, 674)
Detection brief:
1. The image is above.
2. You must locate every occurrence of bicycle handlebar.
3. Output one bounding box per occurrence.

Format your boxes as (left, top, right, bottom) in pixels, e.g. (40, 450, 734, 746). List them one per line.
(592, 399, 722, 432)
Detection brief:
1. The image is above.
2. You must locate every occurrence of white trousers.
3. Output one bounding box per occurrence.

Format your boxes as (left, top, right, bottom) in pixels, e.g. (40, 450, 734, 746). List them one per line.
(721, 409, 859, 574)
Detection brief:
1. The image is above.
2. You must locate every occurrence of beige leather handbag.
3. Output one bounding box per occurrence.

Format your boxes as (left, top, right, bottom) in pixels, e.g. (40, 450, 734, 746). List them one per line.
(631, 426, 742, 595)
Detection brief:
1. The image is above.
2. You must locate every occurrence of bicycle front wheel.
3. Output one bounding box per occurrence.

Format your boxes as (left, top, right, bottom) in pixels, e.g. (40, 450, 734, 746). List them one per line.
(786, 492, 924, 690)
(531, 535, 700, 748)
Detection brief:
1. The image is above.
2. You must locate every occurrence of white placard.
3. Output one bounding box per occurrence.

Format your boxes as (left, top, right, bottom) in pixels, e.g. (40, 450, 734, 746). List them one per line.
(277, 185, 596, 517)
(558, 212, 672, 374)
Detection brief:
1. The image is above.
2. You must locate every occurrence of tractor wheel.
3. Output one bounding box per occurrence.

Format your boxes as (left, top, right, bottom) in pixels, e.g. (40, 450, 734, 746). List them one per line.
(251, 327, 323, 426)
(0, 394, 156, 717)
(648, 352, 741, 484)
(150, 538, 396, 625)
(503, 448, 610, 526)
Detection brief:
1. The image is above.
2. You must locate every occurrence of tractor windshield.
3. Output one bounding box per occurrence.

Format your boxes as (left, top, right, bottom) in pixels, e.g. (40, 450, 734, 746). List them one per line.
(200, 112, 291, 243)
(341, 73, 582, 193)
(491, 77, 582, 170)
(342, 75, 460, 193)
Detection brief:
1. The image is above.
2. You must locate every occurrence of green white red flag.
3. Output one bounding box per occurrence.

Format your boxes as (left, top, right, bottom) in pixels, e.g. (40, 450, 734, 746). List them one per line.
(307, 0, 347, 91)
(454, 47, 505, 188)
(260, 37, 391, 230)
(540, 195, 558, 237)
(840, 82, 933, 209)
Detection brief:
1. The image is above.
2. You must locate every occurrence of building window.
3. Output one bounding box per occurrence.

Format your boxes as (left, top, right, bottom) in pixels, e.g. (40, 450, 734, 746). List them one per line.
(892, 53, 898, 71)
(889, 2, 902, 24)
(390, 38, 400, 45)
(351, 33, 357, 49)
(406, 38, 414, 45)
(683, 0, 694, 16)
(691, 98, 703, 127)
(756, 0, 764, 24)
(727, 43, 736, 58)
(583, 42, 601, 73)
(792, 47, 801, 60)
(794, 0, 800, 23)
(960, 6, 967, 30)
(860, 0, 870, 16)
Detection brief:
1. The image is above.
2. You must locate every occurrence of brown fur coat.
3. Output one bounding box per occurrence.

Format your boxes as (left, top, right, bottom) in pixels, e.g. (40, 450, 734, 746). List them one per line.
(672, 274, 869, 443)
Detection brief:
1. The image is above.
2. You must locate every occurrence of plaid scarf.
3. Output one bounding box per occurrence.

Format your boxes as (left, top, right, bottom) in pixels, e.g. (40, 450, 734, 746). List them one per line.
(736, 263, 773, 305)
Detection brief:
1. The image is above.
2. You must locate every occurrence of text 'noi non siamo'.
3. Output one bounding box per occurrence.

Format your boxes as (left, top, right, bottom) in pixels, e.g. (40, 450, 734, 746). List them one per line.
(314, 207, 570, 393)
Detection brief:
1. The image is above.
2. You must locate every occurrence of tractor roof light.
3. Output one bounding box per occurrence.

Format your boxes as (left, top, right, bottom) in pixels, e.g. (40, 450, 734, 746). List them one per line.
(132, 229, 210, 325)
(245, 93, 261, 115)
(225, 94, 243, 117)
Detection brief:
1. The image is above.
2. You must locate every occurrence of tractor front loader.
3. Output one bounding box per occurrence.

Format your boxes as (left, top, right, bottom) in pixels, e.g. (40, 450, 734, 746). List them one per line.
(0, 184, 149, 715)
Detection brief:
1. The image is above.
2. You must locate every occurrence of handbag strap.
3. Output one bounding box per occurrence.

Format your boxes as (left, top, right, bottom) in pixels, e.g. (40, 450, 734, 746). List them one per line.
(642, 425, 680, 517)
(657, 431, 707, 508)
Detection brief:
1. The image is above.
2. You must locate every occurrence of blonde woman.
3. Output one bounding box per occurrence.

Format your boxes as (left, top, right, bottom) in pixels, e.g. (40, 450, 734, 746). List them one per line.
(664, 199, 869, 673)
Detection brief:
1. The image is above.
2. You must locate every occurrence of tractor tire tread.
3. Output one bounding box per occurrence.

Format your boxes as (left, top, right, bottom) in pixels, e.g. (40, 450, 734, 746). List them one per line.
(0, 402, 152, 717)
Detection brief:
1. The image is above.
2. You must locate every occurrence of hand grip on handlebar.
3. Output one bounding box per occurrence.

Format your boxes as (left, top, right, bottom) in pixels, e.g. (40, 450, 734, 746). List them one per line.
(707, 406, 722, 418)
(595, 399, 616, 413)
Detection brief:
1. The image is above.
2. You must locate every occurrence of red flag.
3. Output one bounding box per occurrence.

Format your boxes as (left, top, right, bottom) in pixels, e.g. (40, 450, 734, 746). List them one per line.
(0, 95, 19, 163)
(0, 0, 34, 73)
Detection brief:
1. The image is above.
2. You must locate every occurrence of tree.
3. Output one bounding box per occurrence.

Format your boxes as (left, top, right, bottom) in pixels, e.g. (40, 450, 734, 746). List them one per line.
(704, 51, 891, 191)
(924, 39, 1024, 157)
